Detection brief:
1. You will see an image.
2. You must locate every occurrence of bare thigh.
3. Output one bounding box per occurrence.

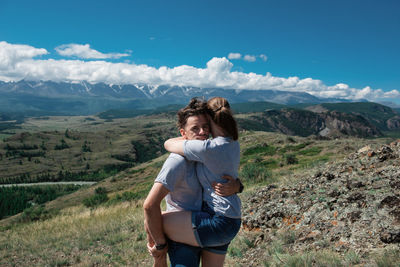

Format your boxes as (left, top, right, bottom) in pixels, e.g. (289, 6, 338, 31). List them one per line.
(201, 250, 225, 267)
(162, 211, 199, 247)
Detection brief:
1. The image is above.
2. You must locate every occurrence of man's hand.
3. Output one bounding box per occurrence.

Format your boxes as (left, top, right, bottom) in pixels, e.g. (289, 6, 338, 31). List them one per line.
(147, 243, 168, 267)
(147, 242, 168, 258)
(212, 175, 241, 196)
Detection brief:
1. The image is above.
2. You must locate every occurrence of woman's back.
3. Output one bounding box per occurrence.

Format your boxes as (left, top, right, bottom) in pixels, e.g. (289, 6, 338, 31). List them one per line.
(183, 136, 241, 218)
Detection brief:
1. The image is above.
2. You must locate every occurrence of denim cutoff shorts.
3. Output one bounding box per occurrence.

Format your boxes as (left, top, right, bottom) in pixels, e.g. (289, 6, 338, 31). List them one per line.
(191, 208, 241, 254)
(167, 239, 201, 267)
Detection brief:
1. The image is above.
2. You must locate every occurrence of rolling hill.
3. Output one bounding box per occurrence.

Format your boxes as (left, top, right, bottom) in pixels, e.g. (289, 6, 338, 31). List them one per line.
(1, 129, 399, 266)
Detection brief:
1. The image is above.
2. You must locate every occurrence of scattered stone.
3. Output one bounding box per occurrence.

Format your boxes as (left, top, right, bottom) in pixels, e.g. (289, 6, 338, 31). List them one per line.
(241, 140, 400, 257)
(347, 211, 361, 223)
(358, 145, 371, 153)
(379, 195, 400, 209)
(380, 230, 400, 244)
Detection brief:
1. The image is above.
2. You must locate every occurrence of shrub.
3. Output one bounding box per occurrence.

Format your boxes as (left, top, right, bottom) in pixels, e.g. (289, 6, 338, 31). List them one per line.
(239, 162, 272, 184)
(284, 153, 298, 165)
(298, 146, 322, 156)
(95, 187, 107, 194)
(81, 141, 92, 152)
(83, 187, 108, 208)
(286, 136, 296, 143)
(373, 249, 400, 267)
(54, 139, 70, 150)
(243, 144, 276, 157)
(21, 205, 50, 222)
(107, 191, 142, 205)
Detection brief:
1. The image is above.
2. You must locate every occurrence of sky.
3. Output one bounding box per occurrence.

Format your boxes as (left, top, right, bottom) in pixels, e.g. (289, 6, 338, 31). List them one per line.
(0, 0, 399, 104)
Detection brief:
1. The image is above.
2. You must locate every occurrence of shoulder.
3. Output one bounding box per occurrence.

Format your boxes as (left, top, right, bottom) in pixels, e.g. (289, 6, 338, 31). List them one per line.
(155, 153, 190, 186)
(208, 137, 237, 148)
(163, 153, 188, 169)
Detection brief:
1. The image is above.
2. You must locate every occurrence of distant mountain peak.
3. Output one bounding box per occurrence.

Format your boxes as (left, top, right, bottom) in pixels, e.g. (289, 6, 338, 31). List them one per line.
(0, 80, 361, 115)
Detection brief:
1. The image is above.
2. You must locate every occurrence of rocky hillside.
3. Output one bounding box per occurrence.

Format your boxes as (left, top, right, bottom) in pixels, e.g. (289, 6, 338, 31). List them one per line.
(237, 109, 382, 138)
(240, 140, 400, 265)
(305, 102, 400, 132)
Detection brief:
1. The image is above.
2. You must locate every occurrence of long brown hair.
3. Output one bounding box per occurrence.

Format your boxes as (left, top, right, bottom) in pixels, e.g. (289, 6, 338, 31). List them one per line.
(207, 97, 238, 140)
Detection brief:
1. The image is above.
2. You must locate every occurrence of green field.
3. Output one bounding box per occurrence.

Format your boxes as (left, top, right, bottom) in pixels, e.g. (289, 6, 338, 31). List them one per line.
(0, 114, 178, 184)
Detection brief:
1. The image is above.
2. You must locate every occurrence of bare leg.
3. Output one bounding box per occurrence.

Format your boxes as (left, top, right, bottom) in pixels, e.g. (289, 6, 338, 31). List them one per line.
(162, 211, 199, 247)
(201, 250, 225, 267)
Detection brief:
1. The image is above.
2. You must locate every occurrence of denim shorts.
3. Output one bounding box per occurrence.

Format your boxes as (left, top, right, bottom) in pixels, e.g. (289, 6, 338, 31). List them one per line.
(168, 239, 201, 267)
(191, 210, 241, 254)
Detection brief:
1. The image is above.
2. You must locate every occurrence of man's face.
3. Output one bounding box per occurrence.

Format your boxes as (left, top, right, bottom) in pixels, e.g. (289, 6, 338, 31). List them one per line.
(180, 115, 210, 140)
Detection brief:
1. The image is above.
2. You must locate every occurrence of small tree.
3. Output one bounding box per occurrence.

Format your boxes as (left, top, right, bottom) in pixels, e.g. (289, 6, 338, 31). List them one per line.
(55, 139, 70, 150)
(284, 153, 298, 165)
(82, 141, 92, 152)
(83, 187, 108, 208)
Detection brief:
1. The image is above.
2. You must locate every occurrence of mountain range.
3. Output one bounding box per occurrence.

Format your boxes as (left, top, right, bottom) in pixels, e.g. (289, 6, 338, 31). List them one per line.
(0, 80, 353, 115)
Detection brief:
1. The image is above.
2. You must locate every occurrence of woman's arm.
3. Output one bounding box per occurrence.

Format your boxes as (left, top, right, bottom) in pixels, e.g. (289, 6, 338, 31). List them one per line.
(164, 137, 185, 155)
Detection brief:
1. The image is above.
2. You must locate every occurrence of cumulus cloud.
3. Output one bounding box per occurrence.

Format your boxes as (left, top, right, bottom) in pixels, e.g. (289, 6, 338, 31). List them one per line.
(243, 55, 256, 62)
(259, 54, 268, 61)
(0, 41, 399, 103)
(55, 44, 130, 59)
(0, 41, 48, 71)
(228, 53, 242, 60)
(229, 52, 268, 63)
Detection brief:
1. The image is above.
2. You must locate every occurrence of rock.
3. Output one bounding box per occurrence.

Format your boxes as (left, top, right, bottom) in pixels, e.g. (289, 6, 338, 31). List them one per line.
(241, 140, 400, 258)
(347, 211, 361, 223)
(378, 195, 400, 209)
(380, 230, 400, 244)
(347, 192, 365, 203)
(299, 230, 322, 242)
(389, 207, 400, 222)
(358, 145, 371, 153)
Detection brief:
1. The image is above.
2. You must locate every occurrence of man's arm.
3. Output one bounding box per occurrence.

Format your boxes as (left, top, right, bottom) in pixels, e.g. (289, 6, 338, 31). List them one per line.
(143, 183, 169, 256)
(212, 176, 244, 196)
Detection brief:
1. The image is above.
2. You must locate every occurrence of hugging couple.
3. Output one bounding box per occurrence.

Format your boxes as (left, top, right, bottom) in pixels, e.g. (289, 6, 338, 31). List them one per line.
(144, 97, 243, 267)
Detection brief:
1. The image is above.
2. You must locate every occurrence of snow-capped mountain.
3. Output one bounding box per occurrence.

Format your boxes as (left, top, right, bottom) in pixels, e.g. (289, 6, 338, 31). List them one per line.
(0, 80, 349, 115)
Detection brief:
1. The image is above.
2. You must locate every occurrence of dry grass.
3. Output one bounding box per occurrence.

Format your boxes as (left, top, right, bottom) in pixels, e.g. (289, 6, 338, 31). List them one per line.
(0, 201, 153, 267)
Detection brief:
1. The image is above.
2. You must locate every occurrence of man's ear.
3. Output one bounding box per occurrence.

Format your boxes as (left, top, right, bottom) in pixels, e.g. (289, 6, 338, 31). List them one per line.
(179, 128, 186, 138)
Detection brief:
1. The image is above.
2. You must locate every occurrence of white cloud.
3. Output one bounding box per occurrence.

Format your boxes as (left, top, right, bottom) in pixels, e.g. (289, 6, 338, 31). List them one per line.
(228, 53, 242, 60)
(0, 41, 399, 103)
(55, 44, 130, 59)
(229, 52, 268, 63)
(259, 54, 268, 61)
(243, 55, 256, 62)
(0, 41, 48, 72)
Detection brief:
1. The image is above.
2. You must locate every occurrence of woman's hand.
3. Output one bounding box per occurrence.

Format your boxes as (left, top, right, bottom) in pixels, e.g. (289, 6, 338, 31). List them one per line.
(212, 175, 241, 196)
(164, 137, 185, 155)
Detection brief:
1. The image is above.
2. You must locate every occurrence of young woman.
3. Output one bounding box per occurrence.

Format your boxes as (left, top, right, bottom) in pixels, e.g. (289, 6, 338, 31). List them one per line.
(163, 97, 241, 267)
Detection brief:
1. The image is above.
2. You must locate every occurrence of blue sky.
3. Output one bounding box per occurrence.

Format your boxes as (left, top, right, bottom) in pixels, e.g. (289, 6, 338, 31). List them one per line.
(0, 0, 399, 103)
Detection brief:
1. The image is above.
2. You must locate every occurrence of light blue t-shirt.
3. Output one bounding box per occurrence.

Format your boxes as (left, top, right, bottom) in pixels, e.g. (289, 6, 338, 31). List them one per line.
(155, 153, 203, 212)
(183, 136, 241, 218)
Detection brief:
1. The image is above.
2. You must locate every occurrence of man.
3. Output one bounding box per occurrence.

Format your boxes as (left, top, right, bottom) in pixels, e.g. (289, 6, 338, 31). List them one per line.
(144, 98, 242, 267)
